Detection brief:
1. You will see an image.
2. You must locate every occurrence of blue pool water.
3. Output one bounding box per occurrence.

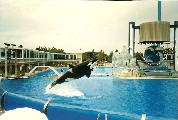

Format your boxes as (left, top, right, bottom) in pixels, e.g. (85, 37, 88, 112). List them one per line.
(0, 67, 178, 120)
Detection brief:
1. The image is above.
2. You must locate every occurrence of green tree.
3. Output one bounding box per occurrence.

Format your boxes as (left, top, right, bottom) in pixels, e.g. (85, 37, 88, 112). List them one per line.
(106, 51, 113, 63)
(98, 50, 105, 65)
(36, 46, 65, 53)
(135, 52, 144, 61)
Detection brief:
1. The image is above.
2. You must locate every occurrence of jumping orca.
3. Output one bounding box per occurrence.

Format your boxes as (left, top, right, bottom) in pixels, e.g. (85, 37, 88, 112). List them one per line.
(49, 59, 97, 89)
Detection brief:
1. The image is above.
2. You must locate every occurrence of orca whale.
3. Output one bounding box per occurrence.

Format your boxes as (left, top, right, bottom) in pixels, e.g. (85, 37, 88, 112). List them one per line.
(49, 59, 97, 89)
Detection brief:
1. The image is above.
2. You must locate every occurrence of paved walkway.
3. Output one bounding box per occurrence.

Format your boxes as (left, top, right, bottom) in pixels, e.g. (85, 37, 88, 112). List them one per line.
(0, 110, 4, 116)
(0, 105, 5, 116)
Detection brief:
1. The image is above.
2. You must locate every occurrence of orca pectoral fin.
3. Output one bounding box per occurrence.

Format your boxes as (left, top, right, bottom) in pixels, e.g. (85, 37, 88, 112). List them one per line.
(86, 71, 91, 78)
(62, 80, 70, 83)
(49, 71, 73, 88)
(49, 80, 57, 89)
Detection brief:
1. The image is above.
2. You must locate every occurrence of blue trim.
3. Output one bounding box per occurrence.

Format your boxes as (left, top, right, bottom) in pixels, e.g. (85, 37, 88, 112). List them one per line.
(2, 92, 140, 120)
(158, 1, 161, 21)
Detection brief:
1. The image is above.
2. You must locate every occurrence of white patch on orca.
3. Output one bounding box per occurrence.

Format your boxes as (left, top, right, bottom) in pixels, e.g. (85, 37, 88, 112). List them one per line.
(90, 61, 97, 69)
(46, 83, 84, 97)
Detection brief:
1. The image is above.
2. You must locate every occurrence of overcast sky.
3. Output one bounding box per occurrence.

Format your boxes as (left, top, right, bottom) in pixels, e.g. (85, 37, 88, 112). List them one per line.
(0, 0, 178, 54)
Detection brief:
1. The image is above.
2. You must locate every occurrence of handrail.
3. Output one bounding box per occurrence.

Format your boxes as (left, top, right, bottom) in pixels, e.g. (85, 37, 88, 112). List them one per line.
(96, 113, 100, 120)
(28, 66, 61, 77)
(42, 100, 50, 115)
(0, 91, 7, 110)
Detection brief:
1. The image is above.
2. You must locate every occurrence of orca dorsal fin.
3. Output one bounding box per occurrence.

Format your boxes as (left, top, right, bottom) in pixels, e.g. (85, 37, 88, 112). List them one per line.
(69, 64, 74, 68)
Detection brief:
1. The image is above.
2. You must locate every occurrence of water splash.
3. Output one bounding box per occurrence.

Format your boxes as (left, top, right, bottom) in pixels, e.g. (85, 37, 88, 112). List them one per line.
(45, 83, 84, 97)
(80, 95, 102, 100)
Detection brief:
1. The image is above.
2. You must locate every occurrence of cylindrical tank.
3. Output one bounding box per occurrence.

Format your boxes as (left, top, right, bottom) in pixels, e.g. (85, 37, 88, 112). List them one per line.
(140, 21, 170, 43)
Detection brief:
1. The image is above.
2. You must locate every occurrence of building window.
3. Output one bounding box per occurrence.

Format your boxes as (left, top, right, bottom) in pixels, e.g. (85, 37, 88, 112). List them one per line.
(17, 49, 22, 58)
(1, 48, 5, 57)
(74, 55, 76, 60)
(70, 55, 73, 60)
(66, 55, 69, 59)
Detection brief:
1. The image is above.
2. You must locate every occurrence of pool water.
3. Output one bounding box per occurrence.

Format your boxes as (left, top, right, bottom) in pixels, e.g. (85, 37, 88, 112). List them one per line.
(0, 67, 178, 120)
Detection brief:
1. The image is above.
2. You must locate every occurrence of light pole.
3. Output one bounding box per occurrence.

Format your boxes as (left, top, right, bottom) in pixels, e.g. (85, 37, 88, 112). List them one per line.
(4, 43, 10, 77)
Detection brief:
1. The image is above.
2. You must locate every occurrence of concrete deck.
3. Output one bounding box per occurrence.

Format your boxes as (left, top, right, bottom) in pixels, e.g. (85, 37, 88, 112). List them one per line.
(0, 110, 4, 116)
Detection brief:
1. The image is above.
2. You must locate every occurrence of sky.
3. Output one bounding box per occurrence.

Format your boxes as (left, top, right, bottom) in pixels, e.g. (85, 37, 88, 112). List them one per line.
(0, 0, 178, 54)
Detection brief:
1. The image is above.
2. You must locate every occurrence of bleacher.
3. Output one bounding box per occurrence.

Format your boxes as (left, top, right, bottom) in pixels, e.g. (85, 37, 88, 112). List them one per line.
(143, 65, 172, 76)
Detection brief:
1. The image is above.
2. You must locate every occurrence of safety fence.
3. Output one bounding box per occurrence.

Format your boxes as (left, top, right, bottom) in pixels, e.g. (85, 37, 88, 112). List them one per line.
(0, 89, 143, 120)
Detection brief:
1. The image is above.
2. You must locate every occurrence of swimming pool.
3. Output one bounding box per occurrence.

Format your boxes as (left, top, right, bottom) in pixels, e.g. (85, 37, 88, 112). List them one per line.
(0, 67, 178, 120)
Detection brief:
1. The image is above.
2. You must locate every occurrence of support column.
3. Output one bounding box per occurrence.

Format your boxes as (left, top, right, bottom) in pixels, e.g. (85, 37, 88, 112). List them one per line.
(128, 22, 131, 54)
(133, 23, 135, 58)
(5, 47, 7, 77)
(15, 50, 17, 75)
(175, 22, 178, 71)
(28, 50, 30, 61)
(26, 50, 27, 61)
(128, 22, 136, 57)
(0, 49, 1, 62)
(158, 0, 161, 21)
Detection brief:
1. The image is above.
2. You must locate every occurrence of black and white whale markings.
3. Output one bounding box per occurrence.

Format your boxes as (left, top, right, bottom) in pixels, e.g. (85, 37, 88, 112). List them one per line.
(49, 59, 97, 89)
